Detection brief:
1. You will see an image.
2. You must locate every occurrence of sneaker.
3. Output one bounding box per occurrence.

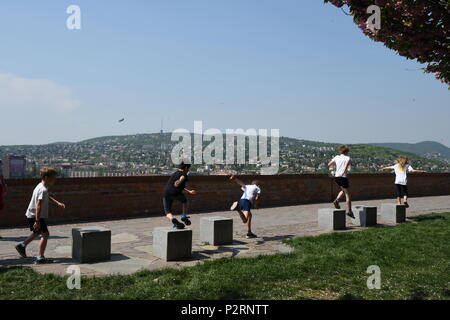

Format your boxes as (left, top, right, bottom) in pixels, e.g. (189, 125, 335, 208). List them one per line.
(333, 200, 341, 209)
(230, 201, 239, 211)
(246, 232, 257, 239)
(172, 218, 185, 230)
(404, 202, 410, 208)
(34, 257, 54, 265)
(15, 244, 27, 258)
(181, 215, 191, 226)
(347, 211, 355, 219)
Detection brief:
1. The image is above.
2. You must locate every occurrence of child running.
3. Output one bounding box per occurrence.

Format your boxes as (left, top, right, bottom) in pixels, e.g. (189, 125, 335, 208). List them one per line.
(381, 156, 425, 207)
(229, 175, 261, 239)
(163, 162, 197, 229)
(328, 145, 354, 218)
(15, 168, 66, 264)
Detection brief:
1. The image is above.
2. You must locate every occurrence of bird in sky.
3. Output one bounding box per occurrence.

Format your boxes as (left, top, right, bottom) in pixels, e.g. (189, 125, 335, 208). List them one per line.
(118, 118, 125, 123)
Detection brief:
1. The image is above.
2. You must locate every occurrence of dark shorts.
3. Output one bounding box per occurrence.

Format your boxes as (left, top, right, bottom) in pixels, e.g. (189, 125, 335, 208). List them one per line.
(162, 193, 187, 215)
(27, 218, 49, 234)
(335, 177, 350, 189)
(238, 199, 252, 212)
(395, 184, 408, 198)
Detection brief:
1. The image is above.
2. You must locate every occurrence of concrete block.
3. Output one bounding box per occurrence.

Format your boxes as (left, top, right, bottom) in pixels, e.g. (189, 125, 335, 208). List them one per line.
(153, 227, 192, 261)
(381, 204, 406, 224)
(72, 227, 111, 263)
(351, 206, 377, 227)
(318, 208, 346, 230)
(200, 216, 233, 245)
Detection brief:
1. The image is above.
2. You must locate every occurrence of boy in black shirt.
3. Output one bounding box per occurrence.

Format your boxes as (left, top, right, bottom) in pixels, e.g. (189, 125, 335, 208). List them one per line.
(163, 163, 197, 229)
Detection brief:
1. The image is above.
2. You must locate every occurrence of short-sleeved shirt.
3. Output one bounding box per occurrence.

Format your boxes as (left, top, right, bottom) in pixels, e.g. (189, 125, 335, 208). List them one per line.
(164, 171, 188, 196)
(25, 183, 49, 219)
(388, 164, 413, 185)
(331, 154, 351, 178)
(240, 185, 261, 203)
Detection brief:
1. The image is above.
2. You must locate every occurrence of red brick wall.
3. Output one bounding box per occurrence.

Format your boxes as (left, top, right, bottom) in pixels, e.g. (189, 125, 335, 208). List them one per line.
(1, 173, 449, 228)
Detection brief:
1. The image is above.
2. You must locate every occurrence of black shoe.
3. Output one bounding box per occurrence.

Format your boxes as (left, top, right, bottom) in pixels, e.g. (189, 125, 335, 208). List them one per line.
(181, 215, 191, 226)
(246, 232, 257, 239)
(15, 244, 27, 258)
(230, 201, 239, 211)
(34, 257, 54, 265)
(172, 218, 185, 230)
(404, 202, 409, 208)
(347, 211, 355, 219)
(333, 200, 341, 209)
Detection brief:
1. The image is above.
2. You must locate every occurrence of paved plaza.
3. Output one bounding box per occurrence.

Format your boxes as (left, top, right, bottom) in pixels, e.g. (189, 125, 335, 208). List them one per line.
(1, 195, 449, 276)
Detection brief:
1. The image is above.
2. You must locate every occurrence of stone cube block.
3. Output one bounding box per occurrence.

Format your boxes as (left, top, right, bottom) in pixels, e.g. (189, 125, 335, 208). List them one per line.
(72, 227, 111, 263)
(318, 208, 346, 230)
(200, 216, 233, 245)
(153, 227, 192, 261)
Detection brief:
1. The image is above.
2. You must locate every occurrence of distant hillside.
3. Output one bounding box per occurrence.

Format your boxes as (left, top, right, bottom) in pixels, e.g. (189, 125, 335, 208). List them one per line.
(370, 141, 450, 163)
(1, 133, 449, 178)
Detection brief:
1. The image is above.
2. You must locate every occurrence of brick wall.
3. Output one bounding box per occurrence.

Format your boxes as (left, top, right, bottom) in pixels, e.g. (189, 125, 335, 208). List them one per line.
(1, 173, 449, 228)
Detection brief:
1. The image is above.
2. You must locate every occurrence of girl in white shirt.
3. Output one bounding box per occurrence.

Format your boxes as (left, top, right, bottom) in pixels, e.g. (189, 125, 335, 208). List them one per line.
(381, 156, 426, 207)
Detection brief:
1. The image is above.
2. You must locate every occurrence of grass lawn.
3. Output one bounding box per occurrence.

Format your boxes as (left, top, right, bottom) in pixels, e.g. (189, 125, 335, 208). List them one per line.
(1, 212, 449, 300)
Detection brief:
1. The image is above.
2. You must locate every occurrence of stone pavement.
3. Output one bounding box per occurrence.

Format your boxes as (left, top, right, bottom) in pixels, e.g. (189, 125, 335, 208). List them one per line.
(1, 195, 449, 276)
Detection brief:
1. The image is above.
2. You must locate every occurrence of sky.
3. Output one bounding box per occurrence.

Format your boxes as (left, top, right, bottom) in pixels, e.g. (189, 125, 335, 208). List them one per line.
(0, 0, 449, 147)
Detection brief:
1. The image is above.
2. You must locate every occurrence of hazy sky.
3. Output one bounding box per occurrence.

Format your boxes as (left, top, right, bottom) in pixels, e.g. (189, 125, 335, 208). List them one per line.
(1, 0, 449, 146)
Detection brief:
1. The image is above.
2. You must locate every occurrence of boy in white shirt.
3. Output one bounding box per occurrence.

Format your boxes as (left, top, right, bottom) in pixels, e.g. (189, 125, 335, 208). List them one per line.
(229, 176, 261, 239)
(381, 156, 425, 207)
(328, 145, 354, 218)
(15, 168, 65, 264)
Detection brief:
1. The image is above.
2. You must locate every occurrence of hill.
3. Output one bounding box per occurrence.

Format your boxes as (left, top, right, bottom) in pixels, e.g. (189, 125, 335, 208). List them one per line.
(370, 141, 450, 163)
(0, 133, 448, 177)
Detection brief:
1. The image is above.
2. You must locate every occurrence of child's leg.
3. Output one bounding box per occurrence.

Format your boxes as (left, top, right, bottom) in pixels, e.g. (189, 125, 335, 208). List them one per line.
(163, 197, 175, 221)
(335, 190, 344, 201)
(246, 211, 253, 233)
(38, 232, 49, 257)
(238, 210, 249, 224)
(181, 200, 189, 216)
(23, 232, 40, 246)
(343, 188, 352, 211)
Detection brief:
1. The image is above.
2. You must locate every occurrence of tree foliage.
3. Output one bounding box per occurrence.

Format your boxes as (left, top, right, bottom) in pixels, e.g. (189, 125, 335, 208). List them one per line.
(324, 0, 450, 87)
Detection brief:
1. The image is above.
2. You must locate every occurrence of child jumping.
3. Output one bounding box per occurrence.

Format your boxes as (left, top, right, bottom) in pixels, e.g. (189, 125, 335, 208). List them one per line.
(163, 162, 197, 229)
(381, 156, 425, 207)
(328, 145, 354, 218)
(15, 168, 65, 264)
(229, 176, 261, 239)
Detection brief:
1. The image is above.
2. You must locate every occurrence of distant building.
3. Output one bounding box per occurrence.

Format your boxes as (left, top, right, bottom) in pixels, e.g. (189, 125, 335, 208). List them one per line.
(2, 155, 27, 179)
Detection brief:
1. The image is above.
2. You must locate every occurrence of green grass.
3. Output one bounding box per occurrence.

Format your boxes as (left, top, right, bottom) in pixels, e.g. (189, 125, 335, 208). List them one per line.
(1, 213, 449, 300)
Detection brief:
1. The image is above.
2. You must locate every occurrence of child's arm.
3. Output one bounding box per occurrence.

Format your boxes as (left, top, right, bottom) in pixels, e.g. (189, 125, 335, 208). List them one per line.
(184, 188, 197, 195)
(34, 199, 42, 230)
(410, 169, 426, 173)
(174, 175, 186, 188)
(50, 197, 66, 209)
(229, 175, 245, 187)
(380, 166, 394, 171)
(327, 160, 335, 168)
(254, 194, 261, 209)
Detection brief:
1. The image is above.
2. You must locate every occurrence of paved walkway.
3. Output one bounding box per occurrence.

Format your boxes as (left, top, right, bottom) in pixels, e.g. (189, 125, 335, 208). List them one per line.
(1, 196, 449, 276)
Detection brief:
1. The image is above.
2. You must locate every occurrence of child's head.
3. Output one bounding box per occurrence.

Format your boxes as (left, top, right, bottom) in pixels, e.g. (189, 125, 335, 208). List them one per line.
(178, 162, 191, 173)
(397, 156, 409, 168)
(338, 145, 350, 155)
(251, 180, 260, 187)
(40, 167, 58, 185)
